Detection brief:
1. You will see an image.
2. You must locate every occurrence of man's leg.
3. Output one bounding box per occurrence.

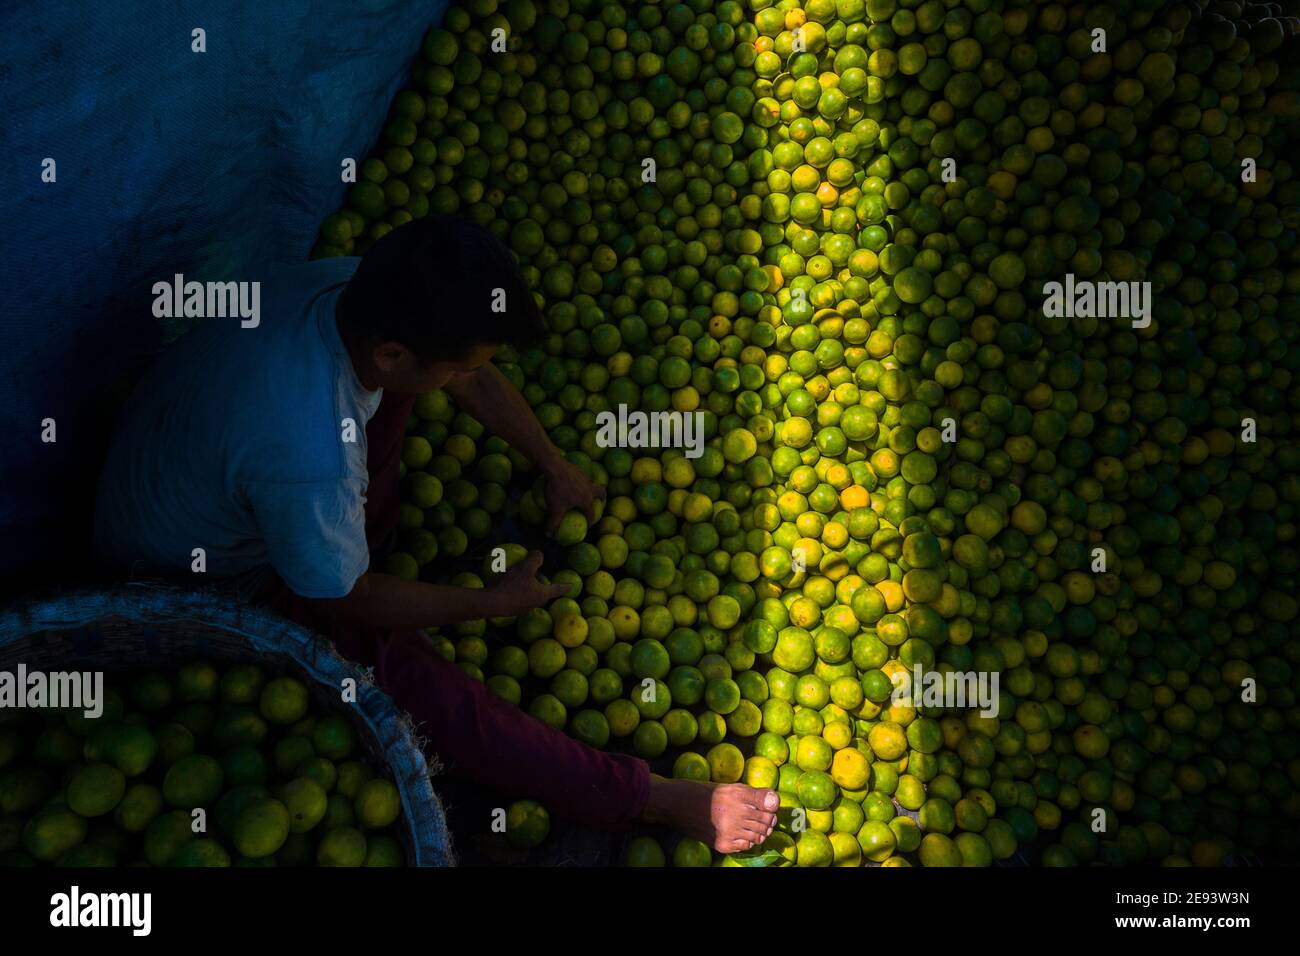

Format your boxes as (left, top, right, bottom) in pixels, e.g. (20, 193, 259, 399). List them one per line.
(373, 630, 649, 829)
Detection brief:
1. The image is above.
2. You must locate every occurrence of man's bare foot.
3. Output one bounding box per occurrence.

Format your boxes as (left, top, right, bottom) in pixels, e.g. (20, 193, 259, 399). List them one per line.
(641, 774, 780, 853)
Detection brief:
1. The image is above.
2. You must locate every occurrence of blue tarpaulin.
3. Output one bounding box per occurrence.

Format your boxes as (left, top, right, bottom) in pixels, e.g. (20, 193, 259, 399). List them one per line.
(1, 0, 444, 590)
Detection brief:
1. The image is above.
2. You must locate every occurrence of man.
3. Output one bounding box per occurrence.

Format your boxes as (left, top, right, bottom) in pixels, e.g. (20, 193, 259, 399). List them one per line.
(95, 215, 778, 854)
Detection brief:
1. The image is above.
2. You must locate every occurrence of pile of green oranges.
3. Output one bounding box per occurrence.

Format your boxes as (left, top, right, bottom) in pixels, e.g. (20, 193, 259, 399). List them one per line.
(0, 664, 408, 866)
(315, 0, 1300, 866)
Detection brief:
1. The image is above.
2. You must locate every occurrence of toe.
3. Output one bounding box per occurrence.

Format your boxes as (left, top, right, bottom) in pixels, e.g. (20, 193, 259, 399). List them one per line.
(739, 787, 779, 811)
(716, 835, 750, 854)
(742, 809, 779, 831)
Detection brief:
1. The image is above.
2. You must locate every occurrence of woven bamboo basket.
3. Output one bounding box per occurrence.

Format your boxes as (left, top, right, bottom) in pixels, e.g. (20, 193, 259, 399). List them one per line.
(0, 586, 454, 866)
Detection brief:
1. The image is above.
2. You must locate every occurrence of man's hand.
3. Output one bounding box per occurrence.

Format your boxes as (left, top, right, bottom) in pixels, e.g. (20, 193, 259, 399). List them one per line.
(542, 455, 607, 534)
(485, 551, 569, 617)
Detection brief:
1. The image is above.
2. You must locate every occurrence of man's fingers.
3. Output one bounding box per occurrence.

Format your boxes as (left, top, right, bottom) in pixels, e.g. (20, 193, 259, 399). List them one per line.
(583, 483, 607, 523)
(545, 582, 571, 600)
(522, 550, 545, 574)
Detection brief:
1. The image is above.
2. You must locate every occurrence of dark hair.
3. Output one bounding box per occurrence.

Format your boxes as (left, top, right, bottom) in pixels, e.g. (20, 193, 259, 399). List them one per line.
(338, 214, 543, 362)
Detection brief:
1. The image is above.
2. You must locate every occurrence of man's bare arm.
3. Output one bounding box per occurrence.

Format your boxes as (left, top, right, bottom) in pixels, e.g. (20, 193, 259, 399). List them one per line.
(444, 362, 606, 531)
(305, 553, 565, 631)
(444, 362, 564, 470)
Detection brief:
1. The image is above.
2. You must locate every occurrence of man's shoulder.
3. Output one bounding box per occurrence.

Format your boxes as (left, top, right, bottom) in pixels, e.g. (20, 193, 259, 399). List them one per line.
(250, 257, 359, 339)
(222, 258, 365, 483)
(166, 257, 358, 358)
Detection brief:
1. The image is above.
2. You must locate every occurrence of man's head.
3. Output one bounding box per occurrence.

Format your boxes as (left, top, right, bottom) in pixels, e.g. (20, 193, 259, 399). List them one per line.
(337, 214, 543, 391)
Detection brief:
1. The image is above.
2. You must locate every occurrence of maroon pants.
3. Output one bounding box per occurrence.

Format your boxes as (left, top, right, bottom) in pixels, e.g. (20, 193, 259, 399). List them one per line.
(269, 392, 649, 830)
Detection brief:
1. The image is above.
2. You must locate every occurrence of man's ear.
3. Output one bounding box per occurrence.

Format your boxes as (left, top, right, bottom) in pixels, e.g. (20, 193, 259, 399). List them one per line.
(371, 341, 410, 373)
